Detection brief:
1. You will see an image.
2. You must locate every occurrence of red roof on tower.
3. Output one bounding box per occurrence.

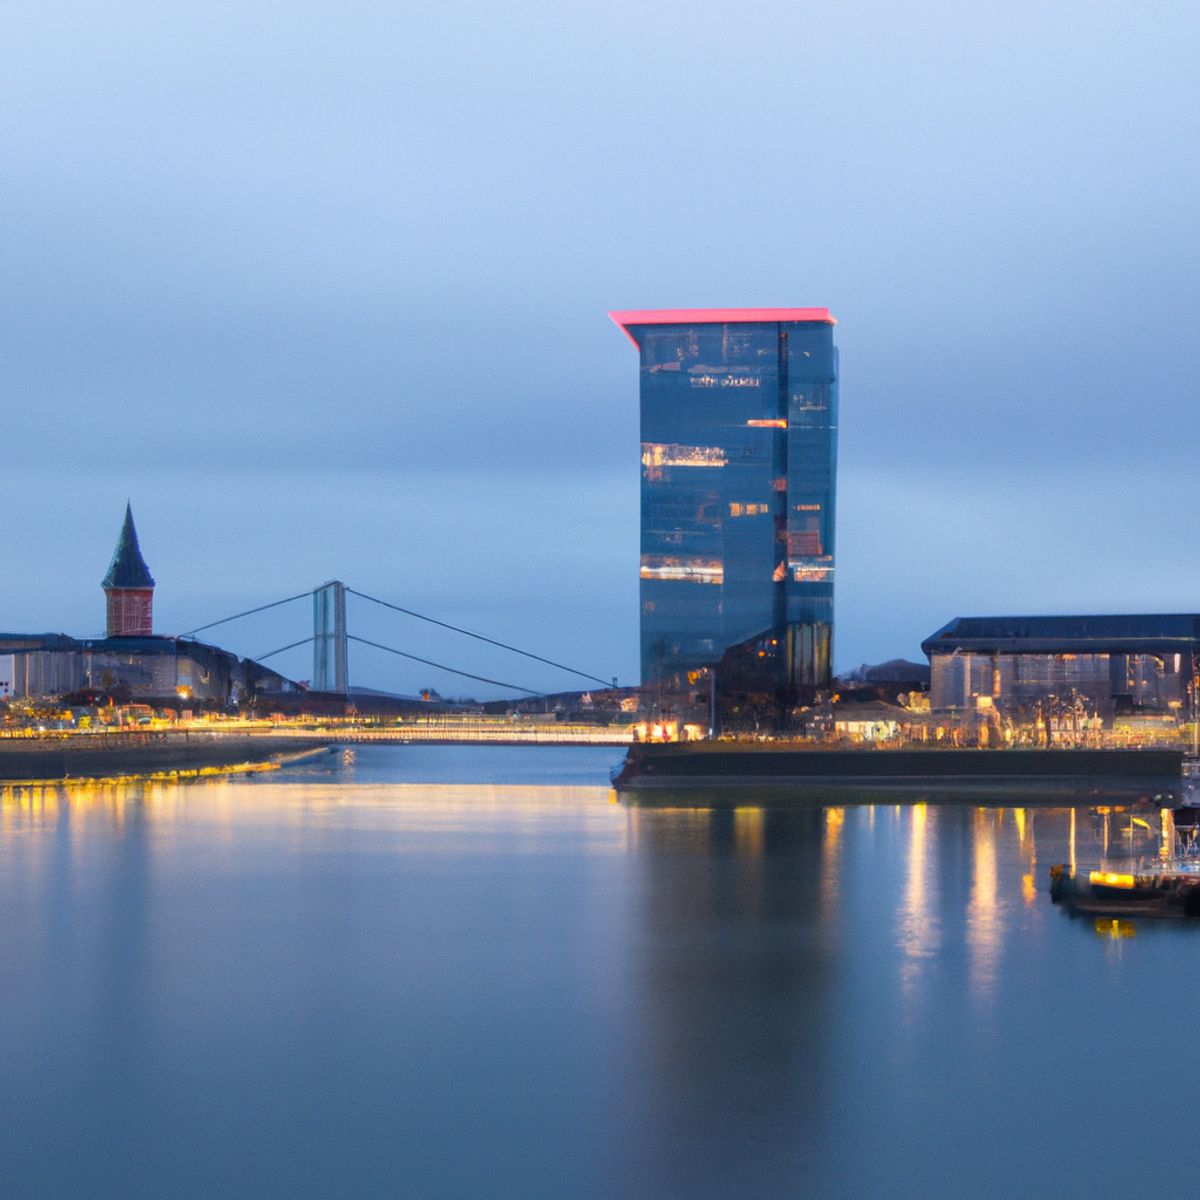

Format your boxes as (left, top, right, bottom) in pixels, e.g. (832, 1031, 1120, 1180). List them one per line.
(608, 307, 836, 347)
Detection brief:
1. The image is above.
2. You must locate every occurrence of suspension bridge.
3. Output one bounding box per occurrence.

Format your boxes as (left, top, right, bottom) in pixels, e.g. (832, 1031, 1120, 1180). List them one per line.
(181, 581, 629, 721)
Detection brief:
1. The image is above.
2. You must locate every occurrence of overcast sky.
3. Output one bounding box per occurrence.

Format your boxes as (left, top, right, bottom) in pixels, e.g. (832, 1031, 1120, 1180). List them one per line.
(3, 1, 1198, 696)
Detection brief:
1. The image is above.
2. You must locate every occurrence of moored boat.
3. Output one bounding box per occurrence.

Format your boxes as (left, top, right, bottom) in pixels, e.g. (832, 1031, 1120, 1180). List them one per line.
(1049, 861, 1200, 918)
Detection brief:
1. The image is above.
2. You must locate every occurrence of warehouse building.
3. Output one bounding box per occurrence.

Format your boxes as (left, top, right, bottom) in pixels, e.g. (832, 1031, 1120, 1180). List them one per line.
(921, 615, 1199, 718)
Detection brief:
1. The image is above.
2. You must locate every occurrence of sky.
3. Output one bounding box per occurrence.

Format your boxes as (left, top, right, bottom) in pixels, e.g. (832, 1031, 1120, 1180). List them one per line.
(3, 0, 1198, 697)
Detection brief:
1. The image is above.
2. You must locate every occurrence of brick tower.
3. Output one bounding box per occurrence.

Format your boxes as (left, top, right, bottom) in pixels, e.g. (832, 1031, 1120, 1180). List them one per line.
(102, 503, 155, 637)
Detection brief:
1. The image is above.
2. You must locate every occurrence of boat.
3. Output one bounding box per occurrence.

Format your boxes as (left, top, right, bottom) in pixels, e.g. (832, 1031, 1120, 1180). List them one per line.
(1049, 796, 1200, 917)
(1049, 862, 1200, 917)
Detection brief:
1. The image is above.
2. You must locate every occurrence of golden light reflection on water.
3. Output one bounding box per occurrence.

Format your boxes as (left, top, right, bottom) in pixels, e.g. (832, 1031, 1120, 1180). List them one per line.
(880, 800, 1175, 1014)
(2, 776, 1147, 997)
(733, 806, 764, 858)
(0, 779, 626, 854)
(1, 779, 200, 832)
(893, 803, 1081, 1012)
(626, 805, 714, 855)
(967, 810, 1002, 1002)
(898, 803, 941, 999)
(1014, 808, 1037, 908)
(821, 807, 845, 921)
(732, 806, 766, 915)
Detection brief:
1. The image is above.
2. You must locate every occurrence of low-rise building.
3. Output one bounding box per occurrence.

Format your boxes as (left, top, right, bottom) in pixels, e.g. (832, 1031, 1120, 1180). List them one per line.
(921, 614, 1199, 720)
(0, 632, 296, 705)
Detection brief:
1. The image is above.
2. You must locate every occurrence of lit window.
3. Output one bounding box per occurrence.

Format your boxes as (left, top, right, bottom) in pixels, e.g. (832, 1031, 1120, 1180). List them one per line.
(641, 443, 728, 469)
(746, 418, 787, 428)
(640, 556, 724, 585)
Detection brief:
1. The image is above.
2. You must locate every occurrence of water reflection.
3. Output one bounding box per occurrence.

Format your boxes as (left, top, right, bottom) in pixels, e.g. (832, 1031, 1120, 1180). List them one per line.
(1, 778, 625, 848)
(966, 810, 1002, 1002)
(898, 803, 941, 997)
(2, 760, 1199, 1199)
(1095, 917, 1137, 939)
(622, 805, 831, 1194)
(613, 795, 1199, 1196)
(820, 806, 844, 926)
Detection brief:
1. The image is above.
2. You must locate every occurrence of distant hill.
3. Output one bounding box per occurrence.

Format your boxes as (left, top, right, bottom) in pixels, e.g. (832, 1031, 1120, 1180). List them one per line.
(840, 659, 931, 685)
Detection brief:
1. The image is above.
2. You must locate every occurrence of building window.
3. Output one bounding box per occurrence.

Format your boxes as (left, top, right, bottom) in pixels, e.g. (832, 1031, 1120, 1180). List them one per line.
(641, 443, 728, 469)
(640, 556, 724, 585)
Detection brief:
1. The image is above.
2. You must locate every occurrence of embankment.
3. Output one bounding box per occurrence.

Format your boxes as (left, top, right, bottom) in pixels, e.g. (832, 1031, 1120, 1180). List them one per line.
(0, 731, 331, 782)
(614, 744, 1184, 802)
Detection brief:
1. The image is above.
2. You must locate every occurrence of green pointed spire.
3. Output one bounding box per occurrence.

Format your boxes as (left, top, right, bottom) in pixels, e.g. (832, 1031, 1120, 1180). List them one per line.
(101, 502, 155, 590)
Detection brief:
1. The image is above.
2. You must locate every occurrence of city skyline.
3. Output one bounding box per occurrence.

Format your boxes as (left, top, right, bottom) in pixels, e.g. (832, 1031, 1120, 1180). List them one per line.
(4, 2, 1198, 697)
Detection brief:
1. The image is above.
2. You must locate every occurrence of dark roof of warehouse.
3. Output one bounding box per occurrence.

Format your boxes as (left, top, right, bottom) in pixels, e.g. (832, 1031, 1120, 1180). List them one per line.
(0, 634, 296, 689)
(922, 615, 1200, 657)
(0, 634, 224, 658)
(0, 633, 81, 652)
(101, 503, 155, 590)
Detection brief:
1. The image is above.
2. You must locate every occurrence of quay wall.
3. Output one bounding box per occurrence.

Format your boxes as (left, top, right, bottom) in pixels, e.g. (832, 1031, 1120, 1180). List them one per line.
(615, 745, 1184, 796)
(0, 731, 325, 782)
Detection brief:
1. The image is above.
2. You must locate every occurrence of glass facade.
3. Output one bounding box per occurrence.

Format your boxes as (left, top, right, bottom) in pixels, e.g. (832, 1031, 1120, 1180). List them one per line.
(930, 651, 1190, 715)
(922, 616, 1200, 719)
(612, 309, 838, 706)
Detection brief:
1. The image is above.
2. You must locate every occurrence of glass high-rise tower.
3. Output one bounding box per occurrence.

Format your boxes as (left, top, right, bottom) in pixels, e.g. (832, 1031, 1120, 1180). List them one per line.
(610, 308, 838, 709)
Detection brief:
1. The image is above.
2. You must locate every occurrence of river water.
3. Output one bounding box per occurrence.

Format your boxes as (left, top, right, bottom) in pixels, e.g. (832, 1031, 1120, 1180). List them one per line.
(0, 745, 1194, 1198)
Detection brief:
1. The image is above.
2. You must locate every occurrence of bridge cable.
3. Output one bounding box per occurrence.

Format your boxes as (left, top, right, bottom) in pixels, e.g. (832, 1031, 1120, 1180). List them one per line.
(346, 588, 615, 689)
(182, 590, 313, 637)
(254, 636, 316, 662)
(347, 635, 543, 696)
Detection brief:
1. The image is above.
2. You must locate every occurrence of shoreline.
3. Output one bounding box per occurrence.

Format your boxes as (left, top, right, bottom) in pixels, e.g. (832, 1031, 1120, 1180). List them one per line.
(613, 744, 1185, 800)
(0, 732, 335, 783)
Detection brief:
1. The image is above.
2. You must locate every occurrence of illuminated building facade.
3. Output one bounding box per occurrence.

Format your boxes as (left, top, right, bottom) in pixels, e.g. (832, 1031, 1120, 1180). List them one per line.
(922, 615, 1200, 717)
(102, 503, 155, 637)
(610, 308, 838, 706)
(0, 632, 296, 703)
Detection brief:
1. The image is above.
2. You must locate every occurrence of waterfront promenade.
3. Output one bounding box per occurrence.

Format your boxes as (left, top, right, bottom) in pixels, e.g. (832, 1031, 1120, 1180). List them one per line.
(316, 721, 633, 746)
(0, 720, 637, 781)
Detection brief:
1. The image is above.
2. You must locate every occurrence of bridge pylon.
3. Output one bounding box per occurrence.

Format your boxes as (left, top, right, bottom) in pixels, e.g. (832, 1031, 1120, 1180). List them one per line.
(313, 580, 349, 694)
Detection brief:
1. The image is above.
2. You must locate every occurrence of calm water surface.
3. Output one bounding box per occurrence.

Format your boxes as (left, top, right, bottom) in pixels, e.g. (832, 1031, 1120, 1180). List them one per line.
(0, 745, 1195, 1198)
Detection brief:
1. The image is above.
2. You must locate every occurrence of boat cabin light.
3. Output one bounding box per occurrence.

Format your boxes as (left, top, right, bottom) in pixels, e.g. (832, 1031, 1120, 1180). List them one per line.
(1089, 870, 1136, 889)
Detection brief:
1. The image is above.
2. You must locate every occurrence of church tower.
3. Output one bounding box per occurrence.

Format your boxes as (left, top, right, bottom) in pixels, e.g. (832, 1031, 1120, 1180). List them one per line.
(102, 503, 155, 637)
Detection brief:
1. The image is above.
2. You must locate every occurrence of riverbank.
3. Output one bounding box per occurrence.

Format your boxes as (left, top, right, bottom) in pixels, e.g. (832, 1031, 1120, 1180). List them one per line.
(613, 743, 1185, 801)
(0, 730, 332, 782)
